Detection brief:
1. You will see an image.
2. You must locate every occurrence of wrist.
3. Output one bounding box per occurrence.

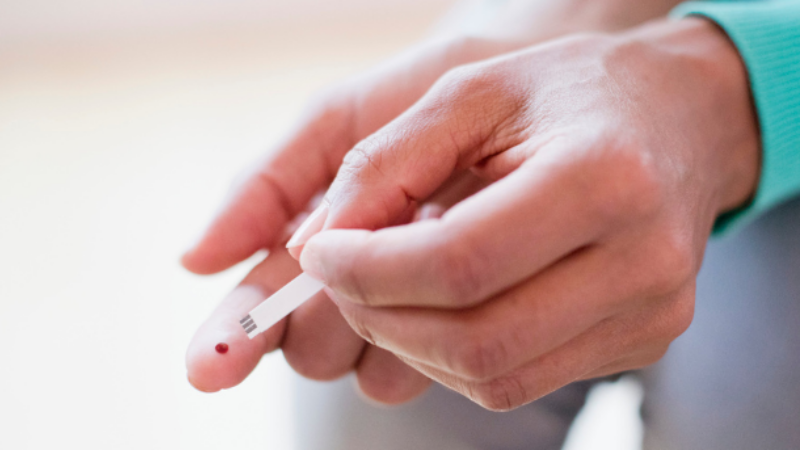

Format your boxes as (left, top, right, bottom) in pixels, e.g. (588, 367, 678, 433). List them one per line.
(676, 18, 760, 217)
(585, 0, 687, 31)
(477, 0, 686, 43)
(619, 18, 761, 220)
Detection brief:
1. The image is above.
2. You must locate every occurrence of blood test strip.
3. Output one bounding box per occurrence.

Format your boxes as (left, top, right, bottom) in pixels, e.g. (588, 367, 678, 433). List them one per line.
(240, 273, 325, 339)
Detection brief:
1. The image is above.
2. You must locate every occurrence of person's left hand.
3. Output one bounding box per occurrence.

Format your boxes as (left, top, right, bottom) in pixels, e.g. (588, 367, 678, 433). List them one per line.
(291, 18, 761, 410)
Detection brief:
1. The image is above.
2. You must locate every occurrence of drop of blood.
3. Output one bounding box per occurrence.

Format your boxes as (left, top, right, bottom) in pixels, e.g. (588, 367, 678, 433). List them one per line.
(215, 343, 229, 354)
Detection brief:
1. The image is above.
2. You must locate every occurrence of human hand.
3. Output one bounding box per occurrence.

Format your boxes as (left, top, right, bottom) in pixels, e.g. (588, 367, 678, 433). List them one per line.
(293, 18, 760, 410)
(171, 3, 527, 400)
(182, 0, 687, 401)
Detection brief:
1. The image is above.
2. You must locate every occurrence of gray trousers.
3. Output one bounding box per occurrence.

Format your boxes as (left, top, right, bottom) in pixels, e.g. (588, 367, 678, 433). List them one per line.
(293, 198, 800, 450)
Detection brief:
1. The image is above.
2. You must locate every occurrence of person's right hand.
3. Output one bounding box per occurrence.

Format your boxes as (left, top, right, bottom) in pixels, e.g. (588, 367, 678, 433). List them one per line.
(182, 0, 685, 404)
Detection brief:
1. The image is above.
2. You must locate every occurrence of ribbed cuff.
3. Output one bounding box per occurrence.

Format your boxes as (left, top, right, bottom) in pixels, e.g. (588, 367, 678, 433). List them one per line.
(671, 1, 800, 236)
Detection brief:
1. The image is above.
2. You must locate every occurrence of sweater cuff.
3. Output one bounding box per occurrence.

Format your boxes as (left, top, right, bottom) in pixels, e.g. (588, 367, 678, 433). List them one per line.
(671, 1, 800, 235)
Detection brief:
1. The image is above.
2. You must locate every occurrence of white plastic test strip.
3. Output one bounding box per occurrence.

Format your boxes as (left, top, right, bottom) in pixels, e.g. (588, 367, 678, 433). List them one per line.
(239, 273, 325, 339)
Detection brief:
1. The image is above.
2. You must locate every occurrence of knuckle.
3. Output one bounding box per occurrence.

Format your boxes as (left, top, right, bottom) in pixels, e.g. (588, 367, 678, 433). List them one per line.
(663, 293, 695, 340)
(643, 345, 671, 367)
(612, 345, 670, 374)
(345, 309, 377, 346)
(471, 375, 530, 412)
(435, 62, 508, 106)
(340, 140, 384, 179)
(585, 144, 664, 223)
(447, 332, 508, 381)
(643, 291, 695, 347)
(436, 64, 481, 96)
(337, 241, 376, 305)
(647, 234, 697, 297)
(431, 237, 487, 307)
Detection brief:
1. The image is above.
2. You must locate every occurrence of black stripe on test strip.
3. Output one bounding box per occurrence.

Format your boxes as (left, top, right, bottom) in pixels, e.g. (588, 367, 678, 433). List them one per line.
(240, 314, 257, 333)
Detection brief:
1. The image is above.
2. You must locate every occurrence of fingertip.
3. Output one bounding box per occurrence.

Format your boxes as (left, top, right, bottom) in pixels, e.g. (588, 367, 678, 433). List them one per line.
(180, 247, 214, 275)
(185, 327, 265, 393)
(185, 334, 248, 393)
(183, 178, 297, 275)
(187, 372, 220, 393)
(287, 244, 303, 261)
(281, 292, 366, 381)
(185, 286, 285, 392)
(355, 347, 432, 405)
(355, 371, 430, 406)
(180, 242, 240, 275)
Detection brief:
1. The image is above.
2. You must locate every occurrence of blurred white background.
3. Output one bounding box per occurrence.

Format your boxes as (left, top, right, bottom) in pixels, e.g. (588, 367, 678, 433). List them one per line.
(0, 1, 642, 448)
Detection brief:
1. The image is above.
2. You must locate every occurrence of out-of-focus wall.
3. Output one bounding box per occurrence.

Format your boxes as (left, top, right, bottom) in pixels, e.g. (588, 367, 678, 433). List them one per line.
(0, 2, 454, 450)
(0, 0, 454, 44)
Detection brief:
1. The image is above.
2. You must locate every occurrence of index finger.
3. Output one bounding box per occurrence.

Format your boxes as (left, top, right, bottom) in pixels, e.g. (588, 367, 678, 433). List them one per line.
(284, 63, 530, 258)
(181, 103, 352, 275)
(186, 249, 301, 392)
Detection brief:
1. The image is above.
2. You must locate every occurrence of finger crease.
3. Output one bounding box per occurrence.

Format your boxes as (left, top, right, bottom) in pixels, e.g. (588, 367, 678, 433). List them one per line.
(256, 174, 298, 227)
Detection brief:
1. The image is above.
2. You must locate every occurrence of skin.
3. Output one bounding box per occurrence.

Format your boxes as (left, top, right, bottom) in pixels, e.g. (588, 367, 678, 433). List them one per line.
(183, 1, 759, 409)
(296, 18, 760, 410)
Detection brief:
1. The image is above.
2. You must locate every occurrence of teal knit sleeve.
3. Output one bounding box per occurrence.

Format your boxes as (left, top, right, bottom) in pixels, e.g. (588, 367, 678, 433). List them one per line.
(671, 1, 800, 235)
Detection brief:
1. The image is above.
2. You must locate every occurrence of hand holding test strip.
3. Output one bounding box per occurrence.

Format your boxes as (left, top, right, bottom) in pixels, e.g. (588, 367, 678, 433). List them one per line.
(184, 18, 759, 410)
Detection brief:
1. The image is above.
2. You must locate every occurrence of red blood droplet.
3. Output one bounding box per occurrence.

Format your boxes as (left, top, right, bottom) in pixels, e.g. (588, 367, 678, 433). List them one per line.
(215, 343, 229, 354)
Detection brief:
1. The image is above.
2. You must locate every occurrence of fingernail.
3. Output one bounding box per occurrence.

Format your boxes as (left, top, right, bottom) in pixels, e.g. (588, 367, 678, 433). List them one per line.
(286, 204, 328, 249)
(299, 243, 325, 282)
(417, 204, 445, 221)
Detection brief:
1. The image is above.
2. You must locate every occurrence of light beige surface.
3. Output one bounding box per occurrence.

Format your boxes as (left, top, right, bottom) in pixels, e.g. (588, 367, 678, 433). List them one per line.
(0, 2, 640, 449)
(0, 6, 449, 449)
